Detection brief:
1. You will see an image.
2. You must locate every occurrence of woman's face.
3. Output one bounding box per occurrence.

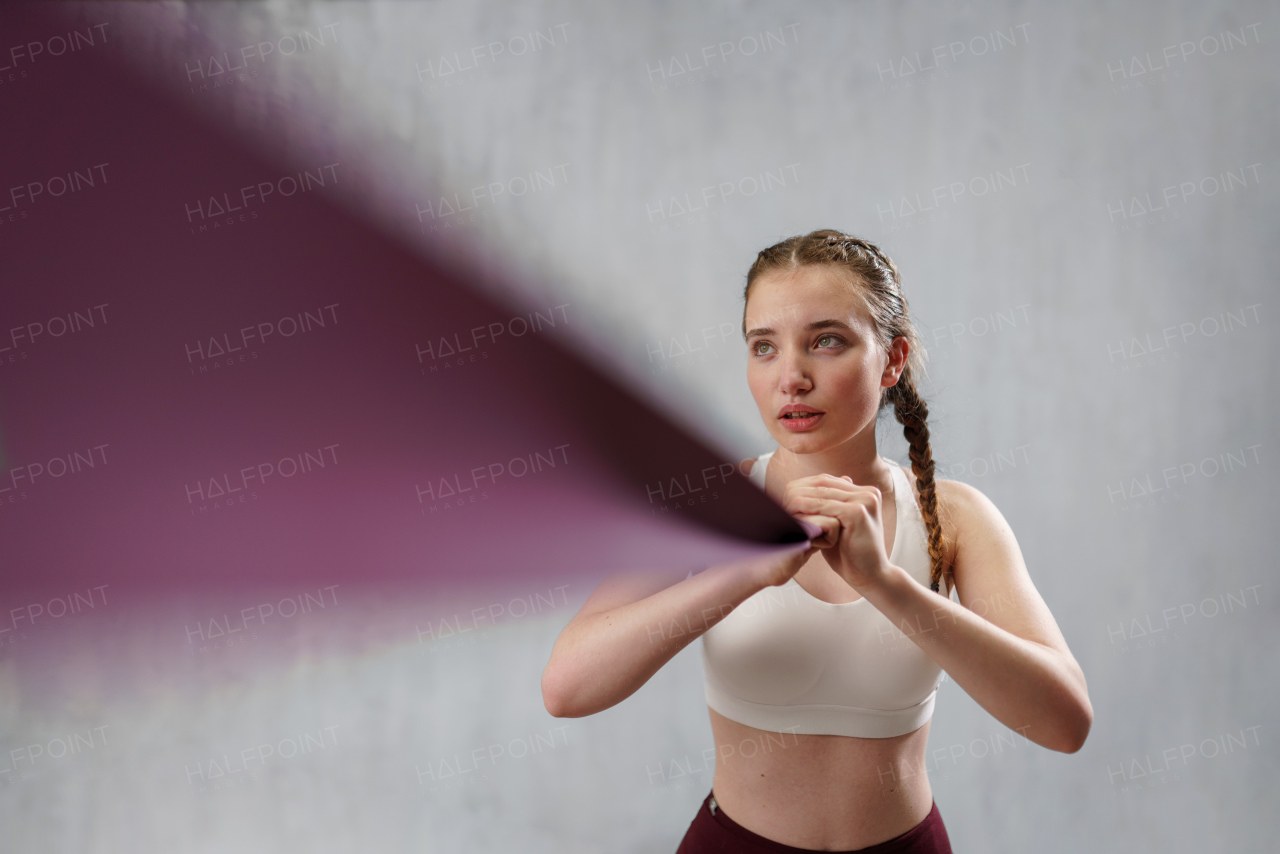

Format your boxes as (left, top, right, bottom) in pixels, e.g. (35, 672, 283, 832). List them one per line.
(743, 264, 905, 455)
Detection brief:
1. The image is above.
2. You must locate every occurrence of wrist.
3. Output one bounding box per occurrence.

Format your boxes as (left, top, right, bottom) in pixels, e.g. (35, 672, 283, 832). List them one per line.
(861, 562, 913, 602)
(754, 542, 810, 589)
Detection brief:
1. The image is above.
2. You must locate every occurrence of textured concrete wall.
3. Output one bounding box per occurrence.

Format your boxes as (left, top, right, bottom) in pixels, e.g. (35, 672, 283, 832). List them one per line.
(6, 1, 1277, 851)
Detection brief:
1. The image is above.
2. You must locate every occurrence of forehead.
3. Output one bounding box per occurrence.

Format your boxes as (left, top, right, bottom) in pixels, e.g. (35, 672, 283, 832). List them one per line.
(745, 264, 871, 330)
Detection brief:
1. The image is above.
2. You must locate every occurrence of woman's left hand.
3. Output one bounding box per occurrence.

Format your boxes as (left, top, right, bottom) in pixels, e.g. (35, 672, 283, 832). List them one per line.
(781, 474, 893, 594)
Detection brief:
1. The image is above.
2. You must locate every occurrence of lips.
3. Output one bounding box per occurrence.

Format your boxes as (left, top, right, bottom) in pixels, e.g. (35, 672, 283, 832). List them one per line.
(777, 404, 824, 432)
(778, 404, 823, 419)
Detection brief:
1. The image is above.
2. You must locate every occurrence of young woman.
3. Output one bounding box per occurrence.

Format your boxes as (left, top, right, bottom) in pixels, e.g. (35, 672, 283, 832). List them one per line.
(542, 230, 1092, 853)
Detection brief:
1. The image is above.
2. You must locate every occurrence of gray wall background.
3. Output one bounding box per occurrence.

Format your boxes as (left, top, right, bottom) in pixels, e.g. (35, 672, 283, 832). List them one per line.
(16, 1, 1279, 851)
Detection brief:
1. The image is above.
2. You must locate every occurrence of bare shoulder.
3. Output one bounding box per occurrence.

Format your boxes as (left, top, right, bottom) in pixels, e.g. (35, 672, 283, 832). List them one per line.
(933, 476, 1072, 654)
(933, 477, 1017, 575)
(926, 477, 970, 570)
(934, 477, 1002, 540)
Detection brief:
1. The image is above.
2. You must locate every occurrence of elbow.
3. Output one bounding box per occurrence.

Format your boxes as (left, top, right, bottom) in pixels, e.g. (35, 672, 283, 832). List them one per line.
(543, 697, 573, 719)
(1043, 653, 1093, 754)
(541, 665, 584, 719)
(541, 667, 569, 717)
(1055, 724, 1090, 755)
(1063, 703, 1093, 754)
(1061, 669, 1094, 753)
(542, 691, 577, 720)
(1052, 695, 1094, 754)
(1023, 688, 1093, 754)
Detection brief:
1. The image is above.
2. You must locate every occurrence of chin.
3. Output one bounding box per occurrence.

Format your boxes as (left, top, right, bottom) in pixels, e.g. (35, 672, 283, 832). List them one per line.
(773, 430, 825, 451)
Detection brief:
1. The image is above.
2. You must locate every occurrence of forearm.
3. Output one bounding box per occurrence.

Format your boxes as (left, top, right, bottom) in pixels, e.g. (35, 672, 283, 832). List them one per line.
(543, 558, 772, 718)
(863, 565, 1092, 752)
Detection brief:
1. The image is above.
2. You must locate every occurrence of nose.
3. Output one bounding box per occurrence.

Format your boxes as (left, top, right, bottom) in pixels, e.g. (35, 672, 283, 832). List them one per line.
(778, 349, 812, 396)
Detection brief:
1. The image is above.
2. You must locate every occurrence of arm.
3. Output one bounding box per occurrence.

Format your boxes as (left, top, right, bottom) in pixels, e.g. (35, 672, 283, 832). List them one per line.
(541, 542, 812, 718)
(859, 480, 1093, 753)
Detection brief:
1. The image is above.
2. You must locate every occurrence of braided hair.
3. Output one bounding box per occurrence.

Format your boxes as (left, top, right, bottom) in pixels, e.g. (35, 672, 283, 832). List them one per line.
(743, 229, 952, 595)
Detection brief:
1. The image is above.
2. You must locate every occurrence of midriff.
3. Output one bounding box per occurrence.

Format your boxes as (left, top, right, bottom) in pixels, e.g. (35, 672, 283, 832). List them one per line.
(708, 706, 934, 850)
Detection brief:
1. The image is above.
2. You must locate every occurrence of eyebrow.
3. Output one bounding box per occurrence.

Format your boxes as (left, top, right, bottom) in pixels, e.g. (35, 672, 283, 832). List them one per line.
(744, 318, 854, 340)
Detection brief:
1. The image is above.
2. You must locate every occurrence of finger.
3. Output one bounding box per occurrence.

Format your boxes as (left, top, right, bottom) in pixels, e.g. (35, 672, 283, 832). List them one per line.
(796, 513, 840, 548)
(786, 492, 881, 520)
(787, 474, 866, 492)
(809, 532, 838, 551)
(797, 518, 824, 540)
(796, 512, 838, 536)
(782, 486, 878, 517)
(786, 482, 881, 501)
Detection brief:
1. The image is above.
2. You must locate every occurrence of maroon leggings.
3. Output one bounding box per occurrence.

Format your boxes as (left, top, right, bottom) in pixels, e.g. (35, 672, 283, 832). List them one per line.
(676, 790, 953, 853)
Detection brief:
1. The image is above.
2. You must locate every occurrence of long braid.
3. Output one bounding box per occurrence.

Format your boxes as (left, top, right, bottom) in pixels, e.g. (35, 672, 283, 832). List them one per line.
(744, 228, 951, 596)
(887, 369, 950, 594)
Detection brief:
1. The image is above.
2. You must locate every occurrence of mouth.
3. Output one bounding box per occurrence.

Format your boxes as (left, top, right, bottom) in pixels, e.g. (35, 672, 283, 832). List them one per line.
(777, 406, 824, 431)
(778, 405, 824, 419)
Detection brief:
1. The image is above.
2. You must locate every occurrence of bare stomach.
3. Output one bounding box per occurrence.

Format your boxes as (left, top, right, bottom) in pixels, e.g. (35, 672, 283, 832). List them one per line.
(708, 706, 935, 850)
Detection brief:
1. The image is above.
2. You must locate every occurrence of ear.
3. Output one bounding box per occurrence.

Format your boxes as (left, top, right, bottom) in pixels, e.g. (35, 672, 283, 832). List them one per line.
(881, 335, 909, 387)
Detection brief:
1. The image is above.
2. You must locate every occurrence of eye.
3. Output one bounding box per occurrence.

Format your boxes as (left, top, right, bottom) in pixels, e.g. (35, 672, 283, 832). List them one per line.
(751, 340, 774, 356)
(816, 334, 844, 348)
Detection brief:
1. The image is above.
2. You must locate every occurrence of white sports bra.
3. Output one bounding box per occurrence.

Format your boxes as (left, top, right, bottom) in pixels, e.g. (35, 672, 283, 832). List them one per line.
(700, 450, 948, 738)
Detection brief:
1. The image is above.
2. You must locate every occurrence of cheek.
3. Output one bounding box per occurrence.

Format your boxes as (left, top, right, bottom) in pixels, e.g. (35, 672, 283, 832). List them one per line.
(825, 362, 865, 395)
(823, 363, 880, 417)
(746, 369, 770, 410)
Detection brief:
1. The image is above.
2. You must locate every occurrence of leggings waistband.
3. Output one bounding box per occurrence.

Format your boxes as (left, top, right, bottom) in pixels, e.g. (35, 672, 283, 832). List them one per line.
(676, 789, 952, 853)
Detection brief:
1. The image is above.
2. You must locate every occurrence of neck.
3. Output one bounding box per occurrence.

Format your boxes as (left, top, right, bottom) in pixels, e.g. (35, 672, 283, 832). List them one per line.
(771, 431, 894, 490)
